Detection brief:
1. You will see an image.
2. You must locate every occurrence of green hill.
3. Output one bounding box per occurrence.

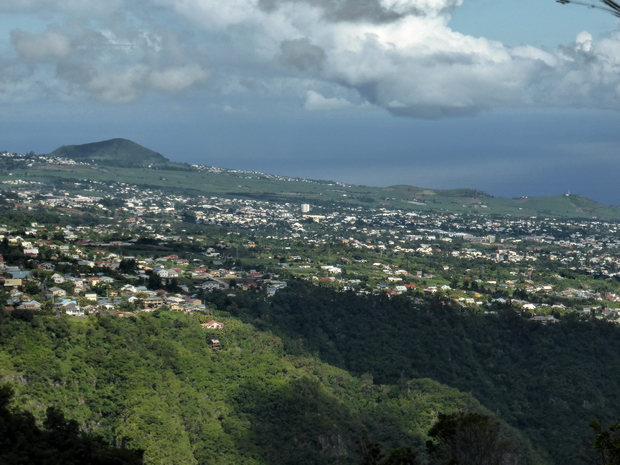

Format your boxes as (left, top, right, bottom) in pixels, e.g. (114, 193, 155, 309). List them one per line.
(50, 138, 176, 168)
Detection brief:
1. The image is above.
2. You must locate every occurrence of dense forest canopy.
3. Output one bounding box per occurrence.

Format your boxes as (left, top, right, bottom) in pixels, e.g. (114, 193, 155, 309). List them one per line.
(0, 309, 544, 464)
(208, 282, 620, 465)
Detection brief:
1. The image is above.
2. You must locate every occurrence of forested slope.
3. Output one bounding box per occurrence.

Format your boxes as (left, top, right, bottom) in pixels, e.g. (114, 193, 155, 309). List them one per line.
(218, 282, 620, 465)
(0, 309, 541, 464)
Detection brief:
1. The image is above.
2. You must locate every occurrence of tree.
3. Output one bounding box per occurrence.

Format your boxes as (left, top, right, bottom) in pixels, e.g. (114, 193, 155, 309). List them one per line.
(426, 412, 517, 465)
(0, 384, 143, 464)
(356, 436, 384, 465)
(118, 258, 137, 274)
(147, 273, 161, 290)
(381, 446, 419, 464)
(356, 436, 419, 465)
(589, 419, 620, 465)
(556, 0, 620, 17)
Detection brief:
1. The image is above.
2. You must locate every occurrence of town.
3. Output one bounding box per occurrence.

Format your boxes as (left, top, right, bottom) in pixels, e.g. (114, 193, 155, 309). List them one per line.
(1, 149, 619, 325)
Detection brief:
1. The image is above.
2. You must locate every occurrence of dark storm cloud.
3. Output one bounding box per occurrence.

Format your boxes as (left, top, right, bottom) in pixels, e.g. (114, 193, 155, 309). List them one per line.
(258, 0, 461, 23)
(258, 0, 402, 23)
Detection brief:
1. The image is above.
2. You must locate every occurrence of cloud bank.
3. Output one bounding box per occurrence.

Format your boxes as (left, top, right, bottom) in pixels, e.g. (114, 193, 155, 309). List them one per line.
(2, 0, 620, 116)
(6, 13, 210, 103)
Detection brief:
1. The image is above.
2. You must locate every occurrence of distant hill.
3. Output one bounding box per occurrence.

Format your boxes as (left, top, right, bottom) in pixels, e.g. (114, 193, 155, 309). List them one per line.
(50, 138, 177, 168)
(7, 138, 620, 219)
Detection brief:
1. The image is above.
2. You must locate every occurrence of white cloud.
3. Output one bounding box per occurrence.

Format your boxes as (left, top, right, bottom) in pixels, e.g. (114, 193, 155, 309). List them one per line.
(148, 65, 210, 93)
(154, 0, 263, 29)
(575, 31, 593, 52)
(4, 11, 212, 103)
(304, 90, 352, 110)
(11, 27, 72, 61)
(222, 103, 249, 113)
(0, 0, 124, 16)
(380, 0, 463, 16)
(3, 0, 620, 117)
(154, 0, 620, 116)
(85, 64, 149, 104)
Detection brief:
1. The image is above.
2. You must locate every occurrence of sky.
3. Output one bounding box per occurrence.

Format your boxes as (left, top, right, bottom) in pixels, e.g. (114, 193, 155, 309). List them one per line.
(1, 0, 620, 204)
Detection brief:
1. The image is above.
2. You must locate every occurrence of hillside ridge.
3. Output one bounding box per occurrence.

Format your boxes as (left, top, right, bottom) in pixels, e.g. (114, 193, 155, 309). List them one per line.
(50, 138, 171, 167)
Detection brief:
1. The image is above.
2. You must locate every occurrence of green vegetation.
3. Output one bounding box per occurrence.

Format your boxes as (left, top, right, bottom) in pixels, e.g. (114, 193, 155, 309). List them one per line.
(589, 420, 620, 465)
(426, 412, 520, 465)
(0, 309, 541, 464)
(0, 384, 143, 464)
(219, 282, 620, 464)
(50, 139, 178, 169)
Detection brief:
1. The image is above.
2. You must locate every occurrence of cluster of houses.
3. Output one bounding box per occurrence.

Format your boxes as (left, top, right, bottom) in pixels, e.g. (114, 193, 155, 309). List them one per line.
(2, 155, 620, 325)
(0, 225, 297, 318)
